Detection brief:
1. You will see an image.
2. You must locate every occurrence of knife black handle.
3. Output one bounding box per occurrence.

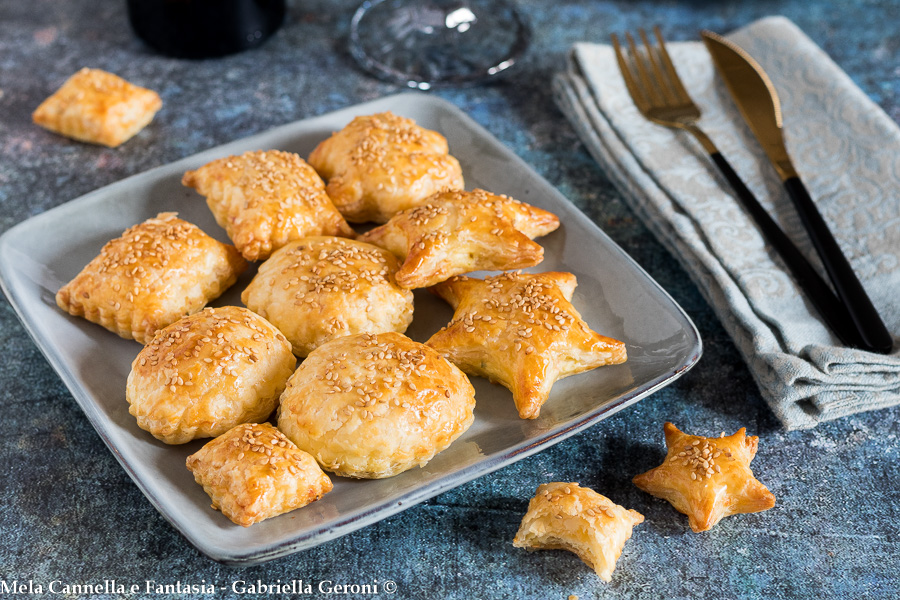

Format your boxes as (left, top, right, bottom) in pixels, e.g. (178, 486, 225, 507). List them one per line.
(783, 176, 893, 353)
(709, 152, 866, 348)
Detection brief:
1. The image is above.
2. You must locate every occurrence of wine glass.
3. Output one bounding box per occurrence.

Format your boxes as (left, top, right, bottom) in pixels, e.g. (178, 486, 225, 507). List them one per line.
(348, 0, 531, 90)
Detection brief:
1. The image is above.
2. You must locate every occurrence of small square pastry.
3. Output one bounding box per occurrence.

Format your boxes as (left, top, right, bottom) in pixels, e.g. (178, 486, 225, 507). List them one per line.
(56, 212, 247, 344)
(632, 423, 776, 532)
(277, 332, 476, 479)
(427, 271, 627, 419)
(513, 482, 644, 582)
(182, 149, 355, 262)
(186, 423, 333, 527)
(32, 67, 162, 147)
(241, 237, 414, 357)
(127, 306, 296, 444)
(307, 112, 464, 223)
(360, 188, 560, 289)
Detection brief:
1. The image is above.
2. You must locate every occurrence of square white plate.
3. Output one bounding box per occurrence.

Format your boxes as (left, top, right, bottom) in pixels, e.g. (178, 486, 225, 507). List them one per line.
(0, 93, 701, 564)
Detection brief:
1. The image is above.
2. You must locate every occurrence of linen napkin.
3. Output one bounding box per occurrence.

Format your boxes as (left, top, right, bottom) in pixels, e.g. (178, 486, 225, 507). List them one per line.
(553, 16, 900, 429)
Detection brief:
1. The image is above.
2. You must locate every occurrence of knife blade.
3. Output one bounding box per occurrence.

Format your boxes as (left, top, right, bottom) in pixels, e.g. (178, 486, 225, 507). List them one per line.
(701, 30, 893, 354)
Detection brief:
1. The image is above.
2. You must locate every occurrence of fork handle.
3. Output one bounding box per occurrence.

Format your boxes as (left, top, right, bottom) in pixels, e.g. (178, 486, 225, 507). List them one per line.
(708, 152, 868, 349)
(782, 176, 893, 353)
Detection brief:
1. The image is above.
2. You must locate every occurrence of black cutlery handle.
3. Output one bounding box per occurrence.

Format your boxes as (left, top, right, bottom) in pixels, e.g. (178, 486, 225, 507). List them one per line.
(783, 176, 893, 353)
(709, 152, 865, 348)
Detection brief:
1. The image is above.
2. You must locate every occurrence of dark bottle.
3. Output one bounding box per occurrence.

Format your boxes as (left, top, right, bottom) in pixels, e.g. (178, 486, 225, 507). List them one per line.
(126, 0, 286, 59)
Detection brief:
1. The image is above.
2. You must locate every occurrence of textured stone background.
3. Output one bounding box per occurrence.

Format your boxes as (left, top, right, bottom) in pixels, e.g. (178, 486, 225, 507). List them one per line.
(1, 1, 898, 599)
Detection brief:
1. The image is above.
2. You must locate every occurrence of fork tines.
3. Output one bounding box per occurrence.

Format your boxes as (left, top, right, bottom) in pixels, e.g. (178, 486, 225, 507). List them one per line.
(611, 26, 695, 118)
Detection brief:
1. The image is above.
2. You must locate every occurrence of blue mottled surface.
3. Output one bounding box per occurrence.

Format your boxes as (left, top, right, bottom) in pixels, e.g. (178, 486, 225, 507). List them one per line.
(1, 1, 898, 598)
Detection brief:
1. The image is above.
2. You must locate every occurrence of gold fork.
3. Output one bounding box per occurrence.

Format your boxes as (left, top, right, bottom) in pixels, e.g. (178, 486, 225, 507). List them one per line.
(612, 27, 720, 154)
(611, 26, 866, 349)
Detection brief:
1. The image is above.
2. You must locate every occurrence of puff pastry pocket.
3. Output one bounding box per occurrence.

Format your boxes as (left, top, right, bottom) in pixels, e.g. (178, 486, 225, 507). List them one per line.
(32, 68, 162, 147)
(56, 212, 247, 344)
(126, 306, 295, 444)
(182, 149, 355, 262)
(241, 237, 414, 357)
(360, 188, 560, 289)
(277, 332, 476, 479)
(513, 482, 643, 582)
(307, 112, 464, 223)
(632, 423, 776, 532)
(427, 271, 627, 419)
(186, 423, 333, 527)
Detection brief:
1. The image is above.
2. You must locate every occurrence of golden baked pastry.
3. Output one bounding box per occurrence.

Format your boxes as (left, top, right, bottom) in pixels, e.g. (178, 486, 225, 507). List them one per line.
(185, 423, 333, 527)
(241, 237, 414, 357)
(360, 188, 560, 289)
(277, 332, 475, 478)
(513, 482, 644, 582)
(126, 306, 295, 444)
(32, 67, 162, 147)
(182, 149, 355, 262)
(307, 112, 464, 223)
(632, 423, 776, 532)
(427, 271, 627, 419)
(56, 212, 246, 344)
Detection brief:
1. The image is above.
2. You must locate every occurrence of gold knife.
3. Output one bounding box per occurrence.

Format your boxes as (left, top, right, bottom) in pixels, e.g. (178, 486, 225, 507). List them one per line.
(701, 30, 893, 354)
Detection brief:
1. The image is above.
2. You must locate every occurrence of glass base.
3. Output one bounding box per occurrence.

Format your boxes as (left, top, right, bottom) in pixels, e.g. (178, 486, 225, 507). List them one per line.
(349, 0, 530, 89)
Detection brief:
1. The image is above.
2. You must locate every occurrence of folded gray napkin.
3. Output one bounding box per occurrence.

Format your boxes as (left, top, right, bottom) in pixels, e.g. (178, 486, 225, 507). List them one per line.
(553, 16, 900, 429)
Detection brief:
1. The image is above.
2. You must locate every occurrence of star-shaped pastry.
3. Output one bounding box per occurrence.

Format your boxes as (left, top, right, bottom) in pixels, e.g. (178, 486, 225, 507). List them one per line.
(427, 271, 627, 419)
(513, 482, 644, 582)
(632, 423, 776, 532)
(360, 189, 560, 289)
